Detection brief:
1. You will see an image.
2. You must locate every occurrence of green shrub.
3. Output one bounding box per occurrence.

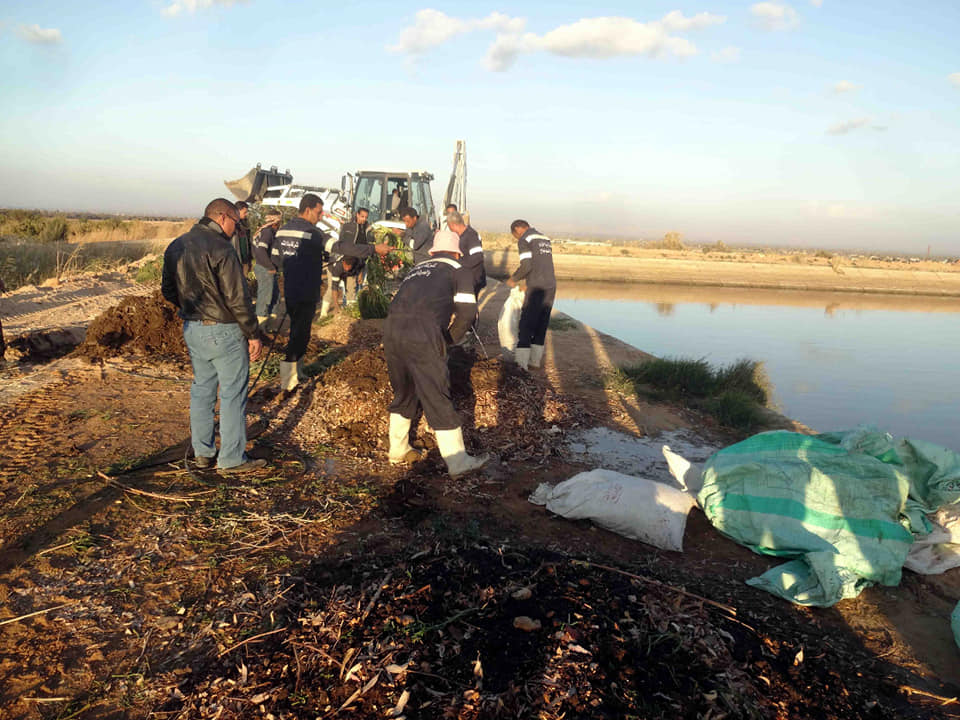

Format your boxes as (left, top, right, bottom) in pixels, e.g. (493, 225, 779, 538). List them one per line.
(713, 358, 768, 404)
(134, 258, 163, 284)
(621, 356, 771, 432)
(548, 315, 579, 331)
(40, 216, 69, 244)
(703, 390, 766, 432)
(625, 357, 716, 398)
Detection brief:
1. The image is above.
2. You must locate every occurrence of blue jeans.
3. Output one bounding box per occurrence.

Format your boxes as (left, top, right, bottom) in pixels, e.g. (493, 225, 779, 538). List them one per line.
(254, 264, 279, 318)
(183, 320, 250, 469)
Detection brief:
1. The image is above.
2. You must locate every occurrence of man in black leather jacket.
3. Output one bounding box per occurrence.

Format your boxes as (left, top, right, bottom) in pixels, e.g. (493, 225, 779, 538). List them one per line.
(161, 198, 265, 473)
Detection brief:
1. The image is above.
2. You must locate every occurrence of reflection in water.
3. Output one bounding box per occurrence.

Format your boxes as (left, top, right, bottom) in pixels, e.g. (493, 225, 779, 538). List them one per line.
(554, 282, 960, 451)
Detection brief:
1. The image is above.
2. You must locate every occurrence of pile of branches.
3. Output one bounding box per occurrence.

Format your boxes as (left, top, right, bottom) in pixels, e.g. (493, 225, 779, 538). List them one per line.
(292, 346, 576, 463)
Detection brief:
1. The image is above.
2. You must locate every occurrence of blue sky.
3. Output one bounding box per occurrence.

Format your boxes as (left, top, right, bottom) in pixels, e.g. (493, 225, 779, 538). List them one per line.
(1, 1, 958, 252)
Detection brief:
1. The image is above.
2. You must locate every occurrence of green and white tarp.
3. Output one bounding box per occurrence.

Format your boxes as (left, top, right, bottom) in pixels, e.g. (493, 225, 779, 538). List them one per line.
(697, 427, 960, 607)
(953, 602, 960, 650)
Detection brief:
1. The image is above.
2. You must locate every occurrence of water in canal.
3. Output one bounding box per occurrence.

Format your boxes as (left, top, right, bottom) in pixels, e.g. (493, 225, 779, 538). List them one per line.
(553, 282, 960, 451)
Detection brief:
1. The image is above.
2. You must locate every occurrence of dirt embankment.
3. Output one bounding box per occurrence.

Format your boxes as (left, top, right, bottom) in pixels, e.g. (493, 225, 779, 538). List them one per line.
(0, 284, 958, 719)
(485, 249, 960, 296)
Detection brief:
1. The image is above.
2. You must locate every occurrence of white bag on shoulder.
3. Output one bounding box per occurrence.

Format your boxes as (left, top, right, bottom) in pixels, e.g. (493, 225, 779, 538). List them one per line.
(497, 286, 524, 354)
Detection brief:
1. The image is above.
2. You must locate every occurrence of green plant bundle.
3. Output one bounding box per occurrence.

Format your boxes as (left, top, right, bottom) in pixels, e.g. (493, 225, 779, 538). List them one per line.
(357, 285, 390, 319)
(357, 227, 409, 319)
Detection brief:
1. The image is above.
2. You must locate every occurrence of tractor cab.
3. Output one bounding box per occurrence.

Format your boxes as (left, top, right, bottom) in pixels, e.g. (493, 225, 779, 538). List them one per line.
(343, 171, 438, 230)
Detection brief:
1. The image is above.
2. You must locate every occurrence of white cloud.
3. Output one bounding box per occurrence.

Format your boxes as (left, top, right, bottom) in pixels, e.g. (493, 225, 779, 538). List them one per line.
(388, 9, 525, 55)
(832, 80, 859, 93)
(750, 2, 800, 31)
(659, 10, 726, 32)
(392, 10, 726, 71)
(162, 0, 244, 17)
(949, 72, 960, 87)
(826, 117, 870, 135)
(810, 0, 823, 7)
(712, 46, 741, 63)
(535, 17, 699, 59)
(17, 24, 62, 44)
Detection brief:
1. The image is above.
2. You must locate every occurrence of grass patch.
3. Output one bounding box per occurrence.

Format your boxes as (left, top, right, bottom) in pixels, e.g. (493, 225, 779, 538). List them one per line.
(0, 239, 166, 290)
(602, 367, 636, 396)
(250, 353, 280, 382)
(134, 257, 163, 284)
(621, 356, 770, 431)
(625, 357, 716, 398)
(702, 390, 767, 431)
(548, 314, 579, 331)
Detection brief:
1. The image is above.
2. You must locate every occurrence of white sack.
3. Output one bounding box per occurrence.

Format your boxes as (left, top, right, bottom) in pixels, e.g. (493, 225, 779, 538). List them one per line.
(497, 286, 524, 354)
(904, 505, 960, 575)
(663, 445, 704, 493)
(529, 469, 697, 552)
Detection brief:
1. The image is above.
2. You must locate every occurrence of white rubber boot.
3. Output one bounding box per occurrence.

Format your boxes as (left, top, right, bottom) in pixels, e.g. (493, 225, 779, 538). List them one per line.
(296, 359, 309, 381)
(388, 414, 422, 464)
(436, 427, 489, 478)
(515, 346, 531, 371)
(530, 344, 545, 368)
(320, 300, 330, 317)
(279, 361, 298, 392)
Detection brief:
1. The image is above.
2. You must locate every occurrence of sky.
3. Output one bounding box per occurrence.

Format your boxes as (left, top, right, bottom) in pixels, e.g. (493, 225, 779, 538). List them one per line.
(1, 1, 958, 252)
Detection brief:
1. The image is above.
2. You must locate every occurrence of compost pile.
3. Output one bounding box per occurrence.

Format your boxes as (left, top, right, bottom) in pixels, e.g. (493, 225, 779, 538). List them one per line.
(74, 290, 187, 362)
(147, 543, 910, 720)
(293, 345, 574, 461)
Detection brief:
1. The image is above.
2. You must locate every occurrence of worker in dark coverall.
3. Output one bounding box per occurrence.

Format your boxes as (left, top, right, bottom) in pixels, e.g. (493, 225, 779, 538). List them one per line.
(252, 209, 282, 326)
(320, 212, 389, 316)
(445, 210, 486, 298)
(275, 193, 328, 392)
(384, 230, 489, 478)
(0, 277, 6, 365)
(506, 219, 556, 371)
(161, 198, 265, 473)
(338, 208, 372, 301)
(400, 206, 434, 265)
(232, 201, 253, 275)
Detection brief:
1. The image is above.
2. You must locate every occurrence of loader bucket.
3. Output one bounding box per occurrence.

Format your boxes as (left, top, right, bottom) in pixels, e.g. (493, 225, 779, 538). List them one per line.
(224, 166, 294, 203)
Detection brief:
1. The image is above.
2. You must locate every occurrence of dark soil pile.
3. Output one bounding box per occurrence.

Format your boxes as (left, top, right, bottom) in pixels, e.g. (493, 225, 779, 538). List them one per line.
(150, 543, 911, 719)
(6, 327, 85, 361)
(293, 345, 573, 461)
(74, 290, 187, 361)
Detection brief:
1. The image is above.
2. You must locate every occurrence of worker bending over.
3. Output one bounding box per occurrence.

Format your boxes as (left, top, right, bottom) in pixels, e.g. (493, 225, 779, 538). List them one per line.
(321, 210, 389, 316)
(383, 230, 489, 478)
(275, 194, 328, 392)
(506, 219, 556, 371)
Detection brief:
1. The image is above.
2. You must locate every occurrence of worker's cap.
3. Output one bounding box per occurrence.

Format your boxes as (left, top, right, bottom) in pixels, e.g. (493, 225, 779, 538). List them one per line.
(429, 230, 461, 256)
